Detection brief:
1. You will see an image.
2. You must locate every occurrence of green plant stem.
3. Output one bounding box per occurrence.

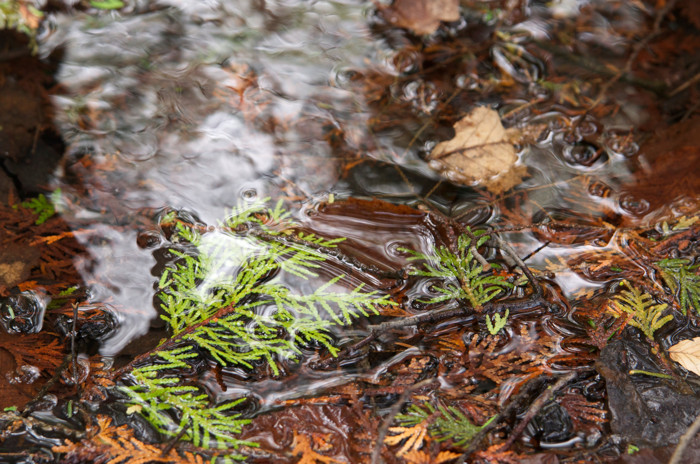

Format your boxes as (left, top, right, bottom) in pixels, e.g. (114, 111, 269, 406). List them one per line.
(628, 369, 673, 379)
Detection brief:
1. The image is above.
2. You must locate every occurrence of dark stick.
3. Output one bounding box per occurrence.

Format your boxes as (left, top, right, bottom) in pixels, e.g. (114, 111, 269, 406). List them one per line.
(491, 234, 543, 298)
(71, 303, 80, 396)
(315, 296, 543, 369)
(500, 372, 577, 451)
(21, 355, 72, 418)
(455, 375, 549, 464)
(161, 418, 193, 456)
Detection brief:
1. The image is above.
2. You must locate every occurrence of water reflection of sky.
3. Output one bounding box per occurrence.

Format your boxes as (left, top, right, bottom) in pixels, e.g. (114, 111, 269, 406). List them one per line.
(38, 2, 382, 354)
(35, 0, 662, 357)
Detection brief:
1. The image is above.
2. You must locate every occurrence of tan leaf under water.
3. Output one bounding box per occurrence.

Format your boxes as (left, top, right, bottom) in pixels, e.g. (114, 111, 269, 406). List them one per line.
(427, 106, 532, 194)
(669, 337, 700, 376)
(382, 0, 460, 36)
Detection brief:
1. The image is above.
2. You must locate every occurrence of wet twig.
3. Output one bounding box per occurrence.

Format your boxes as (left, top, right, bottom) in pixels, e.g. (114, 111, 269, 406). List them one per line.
(533, 41, 667, 95)
(21, 355, 72, 418)
(162, 418, 192, 456)
(669, 412, 700, 464)
(499, 372, 577, 451)
(455, 375, 550, 464)
(584, 0, 679, 109)
(314, 296, 543, 369)
(71, 303, 80, 397)
(371, 378, 438, 464)
(490, 233, 544, 299)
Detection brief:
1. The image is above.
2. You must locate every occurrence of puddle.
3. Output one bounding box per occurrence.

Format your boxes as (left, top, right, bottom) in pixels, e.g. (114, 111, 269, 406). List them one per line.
(1, 0, 699, 462)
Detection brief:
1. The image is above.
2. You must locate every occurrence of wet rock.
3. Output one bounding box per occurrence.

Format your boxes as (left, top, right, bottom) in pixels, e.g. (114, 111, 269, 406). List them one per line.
(0, 291, 48, 334)
(0, 30, 64, 199)
(596, 338, 700, 448)
(525, 401, 574, 445)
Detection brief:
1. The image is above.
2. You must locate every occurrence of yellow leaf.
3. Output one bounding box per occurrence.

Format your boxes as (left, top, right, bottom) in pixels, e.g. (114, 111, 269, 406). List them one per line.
(427, 107, 534, 194)
(669, 337, 700, 376)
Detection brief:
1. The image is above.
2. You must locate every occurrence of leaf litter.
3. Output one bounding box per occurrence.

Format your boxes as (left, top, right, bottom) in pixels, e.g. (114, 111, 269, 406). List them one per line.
(1, 1, 700, 463)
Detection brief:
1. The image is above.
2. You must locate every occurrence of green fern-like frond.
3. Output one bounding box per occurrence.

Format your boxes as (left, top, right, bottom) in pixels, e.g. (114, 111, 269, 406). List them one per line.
(124, 200, 397, 450)
(16, 191, 59, 225)
(657, 259, 700, 316)
(610, 281, 673, 341)
(400, 230, 512, 310)
(157, 203, 395, 366)
(121, 347, 256, 450)
(395, 402, 494, 448)
(433, 404, 495, 447)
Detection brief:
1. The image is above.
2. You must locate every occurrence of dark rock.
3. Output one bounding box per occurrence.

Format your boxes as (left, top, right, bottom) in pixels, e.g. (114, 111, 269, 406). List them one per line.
(597, 338, 700, 448)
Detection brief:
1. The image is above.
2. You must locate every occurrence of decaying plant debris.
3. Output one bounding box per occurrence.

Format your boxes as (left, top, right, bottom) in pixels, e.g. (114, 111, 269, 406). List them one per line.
(1, 0, 700, 463)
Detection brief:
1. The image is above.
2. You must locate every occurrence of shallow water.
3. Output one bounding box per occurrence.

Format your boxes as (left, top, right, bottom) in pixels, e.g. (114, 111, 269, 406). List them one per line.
(4, 0, 699, 461)
(39, 1, 650, 355)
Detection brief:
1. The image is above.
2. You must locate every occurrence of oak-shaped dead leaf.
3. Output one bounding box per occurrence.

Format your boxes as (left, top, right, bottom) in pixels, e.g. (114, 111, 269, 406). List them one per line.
(382, 0, 459, 35)
(669, 337, 700, 376)
(427, 106, 539, 194)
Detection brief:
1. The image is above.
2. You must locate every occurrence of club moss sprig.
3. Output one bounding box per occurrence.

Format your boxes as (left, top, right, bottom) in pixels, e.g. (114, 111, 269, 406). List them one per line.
(608, 280, 673, 342)
(121, 346, 255, 450)
(400, 229, 513, 311)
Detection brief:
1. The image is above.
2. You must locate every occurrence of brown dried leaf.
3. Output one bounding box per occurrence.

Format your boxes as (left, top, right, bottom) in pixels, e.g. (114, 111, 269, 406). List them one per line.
(383, 0, 459, 35)
(386, 425, 429, 457)
(52, 415, 202, 464)
(427, 107, 532, 194)
(292, 432, 343, 464)
(0, 245, 40, 288)
(669, 337, 700, 376)
(403, 449, 462, 464)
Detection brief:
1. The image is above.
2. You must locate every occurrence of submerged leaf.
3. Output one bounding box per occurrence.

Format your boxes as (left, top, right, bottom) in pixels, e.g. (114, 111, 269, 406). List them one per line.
(382, 0, 459, 35)
(669, 337, 700, 377)
(427, 107, 533, 194)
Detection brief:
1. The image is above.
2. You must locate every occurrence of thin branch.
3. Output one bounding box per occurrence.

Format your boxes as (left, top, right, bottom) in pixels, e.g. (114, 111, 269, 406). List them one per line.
(669, 412, 700, 464)
(455, 374, 551, 464)
(71, 303, 80, 397)
(21, 355, 72, 418)
(499, 372, 577, 451)
(491, 233, 543, 298)
(314, 296, 543, 369)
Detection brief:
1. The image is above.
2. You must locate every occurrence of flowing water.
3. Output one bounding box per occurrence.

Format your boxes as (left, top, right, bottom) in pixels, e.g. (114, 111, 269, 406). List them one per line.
(2, 0, 700, 462)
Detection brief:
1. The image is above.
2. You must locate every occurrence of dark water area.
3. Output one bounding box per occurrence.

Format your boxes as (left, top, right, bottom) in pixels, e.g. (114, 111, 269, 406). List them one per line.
(1, 0, 699, 463)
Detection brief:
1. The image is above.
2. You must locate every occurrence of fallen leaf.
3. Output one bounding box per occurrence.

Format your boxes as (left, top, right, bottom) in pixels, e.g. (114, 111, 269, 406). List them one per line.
(0, 245, 40, 288)
(382, 0, 459, 36)
(427, 106, 534, 194)
(669, 337, 700, 376)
